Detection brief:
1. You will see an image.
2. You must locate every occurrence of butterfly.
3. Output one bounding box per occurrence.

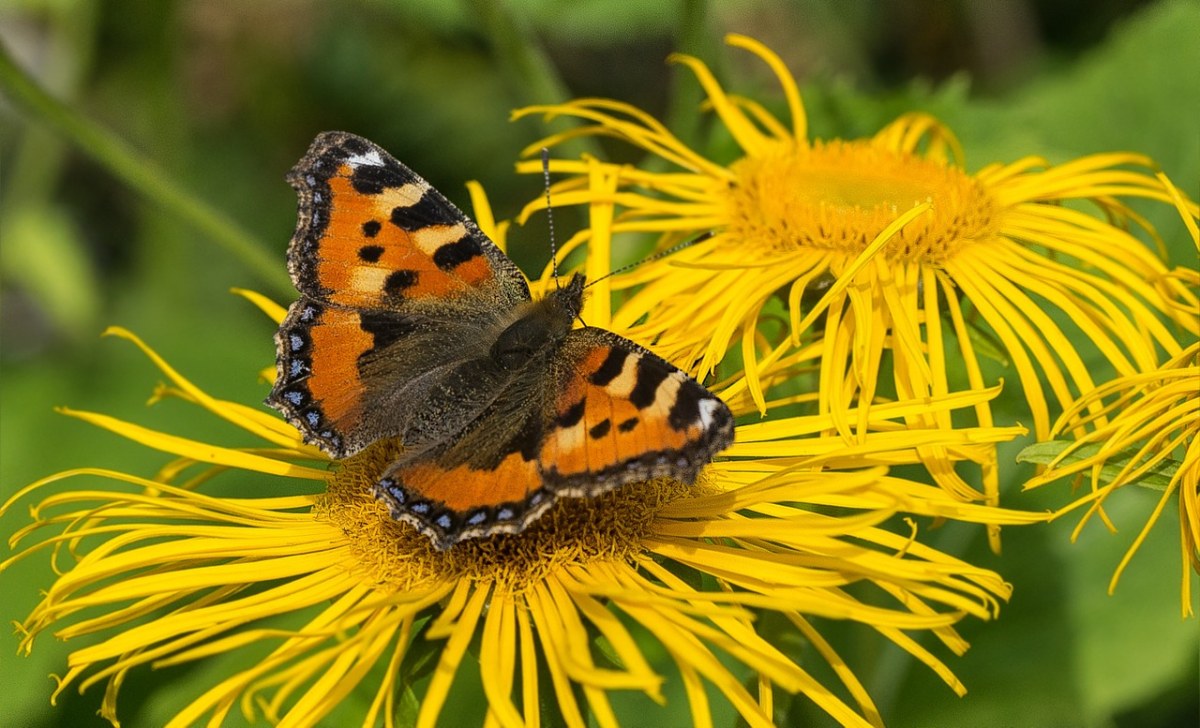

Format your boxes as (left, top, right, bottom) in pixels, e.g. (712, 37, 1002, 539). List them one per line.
(266, 132, 735, 549)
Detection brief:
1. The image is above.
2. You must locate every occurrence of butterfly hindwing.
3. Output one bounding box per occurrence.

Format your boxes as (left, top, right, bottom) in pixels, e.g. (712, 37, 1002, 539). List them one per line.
(373, 325, 735, 549)
(540, 328, 735, 491)
(377, 450, 548, 548)
(271, 299, 359, 455)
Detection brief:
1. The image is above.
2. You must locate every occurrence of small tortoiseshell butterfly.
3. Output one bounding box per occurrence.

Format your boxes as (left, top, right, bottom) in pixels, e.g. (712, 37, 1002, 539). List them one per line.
(267, 132, 734, 549)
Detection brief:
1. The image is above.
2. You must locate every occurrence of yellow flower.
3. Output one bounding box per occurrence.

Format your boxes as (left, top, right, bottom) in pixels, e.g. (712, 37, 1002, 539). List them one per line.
(515, 34, 1198, 448)
(1021, 342, 1198, 617)
(2, 190, 1042, 727)
(1022, 188, 1199, 617)
(3, 325, 1038, 728)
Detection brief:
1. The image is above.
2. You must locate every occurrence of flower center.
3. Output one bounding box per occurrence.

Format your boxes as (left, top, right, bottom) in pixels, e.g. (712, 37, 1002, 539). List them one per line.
(313, 440, 706, 592)
(725, 140, 998, 263)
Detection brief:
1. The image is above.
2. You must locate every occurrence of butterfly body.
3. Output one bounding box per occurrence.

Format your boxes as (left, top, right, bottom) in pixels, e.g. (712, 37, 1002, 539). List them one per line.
(268, 132, 733, 549)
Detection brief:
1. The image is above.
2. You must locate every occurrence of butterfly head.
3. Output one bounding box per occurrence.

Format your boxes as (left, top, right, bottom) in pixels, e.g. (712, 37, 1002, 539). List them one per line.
(547, 272, 586, 318)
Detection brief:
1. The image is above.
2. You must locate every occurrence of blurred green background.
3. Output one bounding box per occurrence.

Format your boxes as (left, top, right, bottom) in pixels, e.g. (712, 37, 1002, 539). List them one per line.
(1, 1, 1197, 726)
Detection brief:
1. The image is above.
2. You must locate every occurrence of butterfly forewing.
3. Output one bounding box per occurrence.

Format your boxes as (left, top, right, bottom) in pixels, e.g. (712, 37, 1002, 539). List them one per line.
(283, 131, 529, 309)
(269, 132, 528, 457)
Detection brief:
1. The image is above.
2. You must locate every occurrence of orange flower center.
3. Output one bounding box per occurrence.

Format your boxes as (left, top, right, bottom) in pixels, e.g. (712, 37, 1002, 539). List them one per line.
(725, 140, 998, 263)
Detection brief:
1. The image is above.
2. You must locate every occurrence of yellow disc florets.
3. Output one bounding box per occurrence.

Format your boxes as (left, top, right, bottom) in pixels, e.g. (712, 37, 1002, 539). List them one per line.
(726, 140, 999, 263)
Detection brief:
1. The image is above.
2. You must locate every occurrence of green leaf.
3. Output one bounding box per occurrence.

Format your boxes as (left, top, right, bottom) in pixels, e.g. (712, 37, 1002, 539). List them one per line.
(1017, 441, 1179, 491)
(395, 683, 421, 728)
(399, 616, 442, 686)
(1055, 494, 1198, 723)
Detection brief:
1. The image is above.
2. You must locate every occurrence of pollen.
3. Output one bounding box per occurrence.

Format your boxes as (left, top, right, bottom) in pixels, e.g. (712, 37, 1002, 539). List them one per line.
(315, 439, 709, 592)
(725, 140, 999, 263)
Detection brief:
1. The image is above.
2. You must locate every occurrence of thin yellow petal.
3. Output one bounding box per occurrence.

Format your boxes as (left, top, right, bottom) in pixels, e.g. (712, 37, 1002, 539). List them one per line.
(416, 584, 490, 728)
(480, 594, 523, 728)
(526, 583, 587, 728)
(725, 33, 806, 141)
(516, 601, 540, 728)
(231, 287, 288, 324)
(466, 180, 502, 250)
(102, 327, 308, 450)
(57, 408, 327, 480)
(667, 51, 768, 156)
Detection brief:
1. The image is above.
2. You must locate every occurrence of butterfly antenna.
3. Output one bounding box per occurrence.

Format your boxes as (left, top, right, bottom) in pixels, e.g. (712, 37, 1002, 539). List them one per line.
(541, 148, 561, 290)
(584, 231, 715, 289)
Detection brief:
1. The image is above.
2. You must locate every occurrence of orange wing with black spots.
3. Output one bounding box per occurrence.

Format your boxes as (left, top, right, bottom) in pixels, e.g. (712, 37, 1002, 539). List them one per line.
(268, 132, 530, 458)
(377, 451, 548, 546)
(541, 329, 735, 493)
(374, 325, 735, 550)
(284, 131, 528, 309)
(269, 300, 372, 456)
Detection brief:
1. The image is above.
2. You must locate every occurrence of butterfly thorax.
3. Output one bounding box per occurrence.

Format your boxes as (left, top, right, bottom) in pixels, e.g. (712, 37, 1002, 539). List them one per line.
(491, 274, 585, 371)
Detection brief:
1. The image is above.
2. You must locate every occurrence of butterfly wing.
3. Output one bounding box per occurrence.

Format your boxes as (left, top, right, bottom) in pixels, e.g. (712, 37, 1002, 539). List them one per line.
(268, 132, 529, 457)
(285, 131, 529, 307)
(540, 328, 735, 491)
(374, 327, 735, 549)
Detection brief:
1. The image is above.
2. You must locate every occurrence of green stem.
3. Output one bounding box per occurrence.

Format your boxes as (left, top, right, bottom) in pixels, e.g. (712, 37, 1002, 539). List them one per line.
(0, 39, 291, 297)
(469, 0, 569, 107)
(470, 0, 600, 159)
(666, 0, 713, 151)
